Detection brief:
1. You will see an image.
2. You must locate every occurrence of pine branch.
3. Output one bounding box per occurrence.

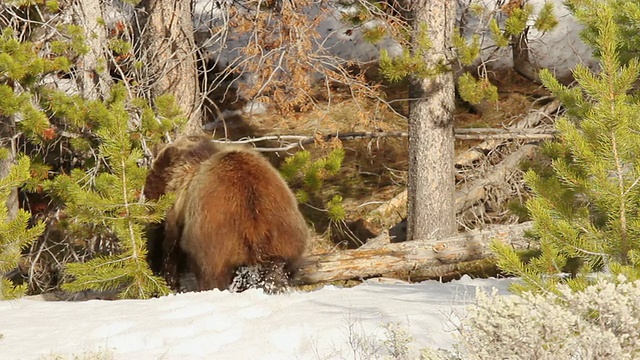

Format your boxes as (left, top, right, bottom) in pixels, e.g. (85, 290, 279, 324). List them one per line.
(0, 155, 45, 299)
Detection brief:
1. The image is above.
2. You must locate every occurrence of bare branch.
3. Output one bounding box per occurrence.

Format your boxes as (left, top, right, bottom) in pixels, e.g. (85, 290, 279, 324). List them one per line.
(211, 128, 556, 152)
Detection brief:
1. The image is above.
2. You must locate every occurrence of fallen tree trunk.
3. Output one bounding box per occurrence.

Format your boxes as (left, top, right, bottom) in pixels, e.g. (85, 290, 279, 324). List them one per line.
(383, 257, 502, 283)
(295, 221, 534, 284)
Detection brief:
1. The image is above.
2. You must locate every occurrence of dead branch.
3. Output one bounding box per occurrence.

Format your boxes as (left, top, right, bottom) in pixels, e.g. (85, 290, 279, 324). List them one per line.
(454, 131, 554, 140)
(456, 99, 561, 167)
(212, 127, 556, 152)
(213, 132, 408, 152)
(365, 143, 538, 225)
(53, 126, 554, 152)
(455, 144, 538, 214)
(364, 190, 408, 224)
(294, 221, 534, 284)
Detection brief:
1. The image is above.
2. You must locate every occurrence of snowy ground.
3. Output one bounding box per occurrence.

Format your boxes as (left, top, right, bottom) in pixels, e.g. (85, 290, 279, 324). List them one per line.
(0, 276, 516, 360)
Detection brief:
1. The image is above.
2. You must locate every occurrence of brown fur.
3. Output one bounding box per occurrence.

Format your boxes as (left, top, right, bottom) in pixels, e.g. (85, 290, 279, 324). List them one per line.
(144, 136, 219, 280)
(145, 136, 308, 291)
(144, 136, 218, 201)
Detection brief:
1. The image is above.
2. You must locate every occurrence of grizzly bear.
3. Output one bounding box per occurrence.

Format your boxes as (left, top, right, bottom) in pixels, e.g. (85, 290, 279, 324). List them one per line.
(144, 135, 308, 292)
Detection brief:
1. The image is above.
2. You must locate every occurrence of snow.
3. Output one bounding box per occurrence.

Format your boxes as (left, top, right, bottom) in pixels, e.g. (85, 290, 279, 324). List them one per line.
(96, 0, 597, 120)
(187, 0, 596, 76)
(100, 0, 594, 77)
(0, 276, 516, 359)
(459, 0, 597, 79)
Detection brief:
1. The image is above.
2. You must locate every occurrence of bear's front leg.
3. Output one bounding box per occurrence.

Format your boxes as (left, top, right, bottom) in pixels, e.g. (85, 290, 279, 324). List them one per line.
(162, 208, 187, 290)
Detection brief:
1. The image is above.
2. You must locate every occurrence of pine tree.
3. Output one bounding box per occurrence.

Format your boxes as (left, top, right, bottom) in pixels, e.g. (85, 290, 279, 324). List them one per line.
(0, 26, 71, 143)
(1, 2, 189, 296)
(566, 0, 640, 65)
(280, 145, 345, 205)
(0, 22, 70, 297)
(44, 84, 174, 299)
(493, 5, 640, 294)
(0, 154, 45, 300)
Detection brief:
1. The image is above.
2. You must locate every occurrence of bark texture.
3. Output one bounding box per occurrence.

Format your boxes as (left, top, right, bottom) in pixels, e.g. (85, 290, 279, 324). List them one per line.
(0, 156, 18, 222)
(407, 0, 457, 240)
(135, 0, 203, 135)
(72, 0, 112, 99)
(295, 222, 534, 284)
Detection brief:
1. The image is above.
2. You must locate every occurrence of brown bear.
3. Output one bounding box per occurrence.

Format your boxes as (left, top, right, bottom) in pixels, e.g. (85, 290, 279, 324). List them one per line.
(144, 135, 308, 292)
(144, 135, 218, 286)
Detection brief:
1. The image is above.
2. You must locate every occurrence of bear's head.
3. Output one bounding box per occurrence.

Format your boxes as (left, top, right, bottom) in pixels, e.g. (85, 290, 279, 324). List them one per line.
(144, 136, 218, 200)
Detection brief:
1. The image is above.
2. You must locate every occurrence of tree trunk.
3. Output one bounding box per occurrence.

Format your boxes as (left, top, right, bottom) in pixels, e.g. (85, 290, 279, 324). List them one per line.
(71, 0, 112, 100)
(134, 0, 203, 135)
(0, 157, 18, 222)
(407, 0, 457, 240)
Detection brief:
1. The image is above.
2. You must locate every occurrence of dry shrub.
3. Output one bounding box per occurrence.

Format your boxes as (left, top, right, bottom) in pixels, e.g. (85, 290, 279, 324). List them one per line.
(203, 0, 386, 117)
(457, 276, 640, 360)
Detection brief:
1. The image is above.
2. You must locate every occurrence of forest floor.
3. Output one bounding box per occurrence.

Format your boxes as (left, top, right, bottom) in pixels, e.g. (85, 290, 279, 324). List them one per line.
(204, 68, 553, 254)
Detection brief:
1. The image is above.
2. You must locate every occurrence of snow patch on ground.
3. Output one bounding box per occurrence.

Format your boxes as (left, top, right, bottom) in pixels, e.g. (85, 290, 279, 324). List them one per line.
(0, 276, 517, 359)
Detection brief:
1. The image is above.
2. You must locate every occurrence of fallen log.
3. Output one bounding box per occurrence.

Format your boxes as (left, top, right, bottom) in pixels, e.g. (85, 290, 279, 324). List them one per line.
(295, 221, 534, 284)
(383, 258, 501, 283)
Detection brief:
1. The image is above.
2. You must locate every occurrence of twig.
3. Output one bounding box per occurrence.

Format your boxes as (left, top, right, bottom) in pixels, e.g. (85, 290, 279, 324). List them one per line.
(454, 133, 554, 140)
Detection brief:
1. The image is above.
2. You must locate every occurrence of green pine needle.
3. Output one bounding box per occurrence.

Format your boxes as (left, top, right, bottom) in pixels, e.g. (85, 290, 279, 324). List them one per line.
(496, 7, 640, 294)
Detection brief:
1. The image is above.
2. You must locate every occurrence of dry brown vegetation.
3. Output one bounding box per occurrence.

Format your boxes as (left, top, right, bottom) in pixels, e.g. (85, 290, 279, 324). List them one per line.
(203, 67, 556, 258)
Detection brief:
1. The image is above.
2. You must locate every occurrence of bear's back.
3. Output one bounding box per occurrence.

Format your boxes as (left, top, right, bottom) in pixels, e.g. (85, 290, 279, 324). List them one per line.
(184, 147, 308, 265)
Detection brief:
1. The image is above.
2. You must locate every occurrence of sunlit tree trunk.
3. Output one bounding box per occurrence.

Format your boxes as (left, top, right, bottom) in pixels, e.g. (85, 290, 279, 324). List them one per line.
(134, 0, 203, 135)
(406, 0, 456, 240)
(71, 0, 113, 100)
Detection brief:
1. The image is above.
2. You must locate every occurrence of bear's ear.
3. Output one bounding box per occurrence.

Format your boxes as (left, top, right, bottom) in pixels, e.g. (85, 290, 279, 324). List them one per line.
(151, 142, 167, 158)
(148, 143, 175, 169)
